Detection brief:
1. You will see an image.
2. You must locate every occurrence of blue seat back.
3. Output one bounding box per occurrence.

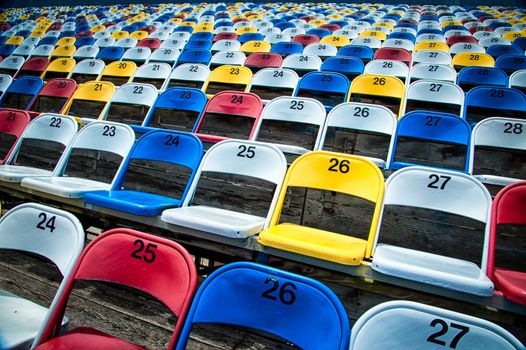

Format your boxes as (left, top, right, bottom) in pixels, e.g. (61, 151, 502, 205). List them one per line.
(177, 49, 212, 66)
(337, 45, 374, 63)
(0, 44, 15, 57)
(38, 36, 57, 46)
(457, 67, 508, 92)
(512, 37, 526, 50)
(239, 33, 264, 44)
(74, 36, 96, 47)
(174, 25, 194, 34)
(59, 30, 76, 39)
(321, 56, 364, 80)
(0, 76, 43, 109)
(495, 54, 526, 75)
(306, 28, 331, 39)
(96, 46, 125, 61)
(464, 86, 526, 125)
(390, 111, 471, 172)
(175, 262, 350, 350)
(294, 71, 350, 110)
(486, 44, 523, 59)
(189, 32, 213, 41)
(270, 41, 303, 56)
(184, 39, 213, 51)
(417, 28, 442, 36)
(143, 87, 207, 131)
(111, 130, 203, 200)
(387, 32, 416, 42)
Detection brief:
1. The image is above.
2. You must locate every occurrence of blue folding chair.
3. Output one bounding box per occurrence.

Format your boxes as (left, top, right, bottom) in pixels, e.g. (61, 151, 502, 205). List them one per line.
(37, 36, 57, 46)
(321, 56, 364, 82)
(0, 44, 15, 58)
(306, 28, 331, 39)
(96, 46, 124, 63)
(84, 130, 203, 216)
(74, 36, 95, 47)
(176, 49, 212, 66)
(175, 262, 350, 350)
(140, 87, 208, 133)
(387, 32, 416, 42)
(58, 31, 76, 39)
(184, 39, 213, 52)
(337, 45, 374, 63)
(0, 76, 43, 110)
(389, 111, 472, 172)
(512, 37, 526, 51)
(486, 44, 523, 59)
(239, 32, 264, 44)
(270, 41, 303, 57)
(464, 86, 526, 126)
(495, 54, 526, 75)
(456, 66, 509, 92)
(294, 71, 350, 110)
(189, 32, 213, 42)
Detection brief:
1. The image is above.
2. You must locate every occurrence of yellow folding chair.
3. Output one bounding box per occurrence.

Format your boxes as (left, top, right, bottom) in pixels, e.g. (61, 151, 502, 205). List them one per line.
(97, 60, 137, 86)
(359, 30, 387, 41)
(130, 30, 148, 40)
(452, 51, 495, 71)
(55, 37, 76, 47)
(320, 35, 351, 47)
(414, 40, 450, 53)
(90, 24, 106, 33)
(348, 74, 406, 117)
(502, 31, 523, 42)
(235, 26, 258, 35)
(51, 45, 76, 59)
(63, 81, 116, 122)
(6, 36, 24, 46)
(203, 65, 253, 97)
(258, 151, 385, 265)
(111, 30, 129, 40)
(42, 57, 76, 80)
(240, 40, 271, 54)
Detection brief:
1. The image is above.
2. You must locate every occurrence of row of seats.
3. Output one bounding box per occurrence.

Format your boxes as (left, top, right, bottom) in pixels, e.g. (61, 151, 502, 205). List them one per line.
(0, 113, 522, 303)
(0, 202, 524, 349)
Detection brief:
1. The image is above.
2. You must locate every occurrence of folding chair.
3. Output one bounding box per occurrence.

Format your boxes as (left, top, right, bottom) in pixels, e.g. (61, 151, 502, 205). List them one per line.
(163, 63, 210, 90)
(294, 71, 349, 110)
(382, 38, 415, 52)
(176, 48, 212, 66)
(21, 121, 134, 198)
(415, 41, 450, 54)
(320, 56, 364, 82)
(404, 80, 464, 116)
(412, 49, 452, 65)
(364, 59, 409, 83)
(0, 202, 84, 350)
(0, 114, 78, 182)
(203, 65, 252, 96)
(408, 63, 456, 83)
(251, 96, 326, 162)
(349, 301, 524, 349)
(130, 62, 169, 90)
(210, 39, 241, 54)
(147, 47, 180, 66)
(488, 182, 526, 306)
(84, 130, 203, 216)
(390, 111, 472, 172)
(97, 60, 136, 87)
(464, 86, 526, 126)
(67, 58, 104, 84)
(470, 117, 526, 191)
(63, 81, 115, 121)
(0, 55, 25, 76)
(209, 51, 246, 70)
(479, 37, 512, 49)
(372, 165, 495, 295)
(247, 67, 298, 102)
(0, 76, 43, 110)
(303, 43, 338, 59)
(349, 74, 405, 117)
(495, 54, 526, 75)
(120, 46, 151, 65)
(452, 51, 495, 71)
(318, 102, 397, 168)
(137, 37, 160, 50)
(15, 57, 48, 78)
(11, 43, 34, 58)
(94, 46, 124, 65)
(161, 139, 286, 238)
(174, 262, 350, 350)
(41, 57, 75, 81)
(350, 36, 382, 51)
(101, 83, 157, 125)
(28, 78, 76, 117)
(74, 37, 96, 48)
(281, 53, 322, 77)
(72, 45, 99, 61)
(94, 36, 116, 48)
(194, 91, 263, 149)
(0, 109, 31, 163)
(509, 69, 526, 94)
(373, 47, 412, 66)
(0, 74, 12, 99)
(270, 41, 303, 57)
(244, 52, 282, 73)
(0, 44, 15, 58)
(32, 228, 197, 350)
(337, 45, 375, 64)
(457, 66, 508, 93)
(258, 151, 384, 265)
(114, 37, 138, 48)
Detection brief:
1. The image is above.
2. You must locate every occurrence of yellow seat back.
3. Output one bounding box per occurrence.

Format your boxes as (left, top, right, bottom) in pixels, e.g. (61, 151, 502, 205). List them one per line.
(112, 30, 129, 39)
(203, 65, 253, 96)
(51, 45, 76, 59)
(43, 58, 76, 80)
(349, 74, 406, 117)
(63, 81, 116, 121)
(452, 51, 495, 70)
(55, 37, 76, 47)
(414, 41, 450, 53)
(130, 30, 148, 40)
(98, 61, 137, 85)
(6, 36, 24, 46)
(240, 40, 271, 53)
(359, 30, 387, 41)
(320, 35, 350, 47)
(235, 26, 257, 35)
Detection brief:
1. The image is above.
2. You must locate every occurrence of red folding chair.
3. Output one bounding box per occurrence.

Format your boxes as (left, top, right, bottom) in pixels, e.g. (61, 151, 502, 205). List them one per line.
(373, 47, 413, 66)
(213, 32, 238, 42)
(292, 34, 320, 46)
(137, 37, 161, 49)
(33, 228, 198, 350)
(244, 52, 282, 72)
(28, 78, 77, 118)
(0, 108, 31, 163)
(446, 35, 478, 46)
(487, 181, 526, 306)
(15, 57, 49, 78)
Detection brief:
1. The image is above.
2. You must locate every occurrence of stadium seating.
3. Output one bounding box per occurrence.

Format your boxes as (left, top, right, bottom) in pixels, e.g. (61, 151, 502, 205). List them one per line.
(0, 76, 43, 110)
(67, 58, 104, 84)
(131, 62, 171, 89)
(247, 67, 298, 102)
(101, 82, 157, 125)
(464, 86, 526, 126)
(457, 67, 509, 92)
(28, 78, 77, 117)
(164, 63, 210, 90)
(97, 60, 136, 86)
(203, 65, 252, 96)
(348, 74, 406, 117)
(62, 81, 115, 121)
(0, 56, 25, 76)
(41, 58, 76, 81)
(404, 80, 464, 116)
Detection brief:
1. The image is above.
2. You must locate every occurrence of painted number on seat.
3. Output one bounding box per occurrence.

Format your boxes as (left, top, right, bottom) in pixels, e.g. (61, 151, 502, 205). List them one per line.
(102, 125, 116, 136)
(427, 318, 470, 349)
(262, 277, 297, 305)
(130, 239, 157, 263)
(504, 122, 523, 134)
(328, 158, 350, 173)
(36, 212, 56, 232)
(427, 174, 451, 190)
(165, 134, 180, 146)
(49, 117, 61, 128)
(237, 145, 255, 158)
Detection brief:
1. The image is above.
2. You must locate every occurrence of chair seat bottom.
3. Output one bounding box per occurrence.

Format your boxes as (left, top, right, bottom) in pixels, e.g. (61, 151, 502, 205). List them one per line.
(258, 223, 367, 265)
(494, 269, 526, 306)
(84, 190, 182, 216)
(34, 327, 143, 350)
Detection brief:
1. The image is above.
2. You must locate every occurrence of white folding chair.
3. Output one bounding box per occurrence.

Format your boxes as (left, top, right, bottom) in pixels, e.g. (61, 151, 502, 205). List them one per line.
(364, 59, 409, 83)
(0, 202, 84, 349)
(0, 114, 78, 182)
(303, 43, 338, 59)
(101, 83, 158, 125)
(160, 38, 186, 50)
(72, 45, 99, 60)
(29, 45, 53, 59)
(94, 37, 116, 48)
(210, 39, 241, 53)
(68, 59, 104, 84)
(350, 36, 382, 50)
(148, 47, 180, 66)
(121, 46, 151, 64)
(450, 42, 485, 56)
(409, 63, 456, 83)
(162, 63, 210, 90)
(382, 38, 415, 52)
(131, 62, 171, 90)
(412, 50, 452, 65)
(0, 74, 12, 97)
(247, 67, 299, 103)
(281, 53, 322, 77)
(209, 51, 246, 69)
(0, 56, 25, 76)
(21, 121, 134, 198)
(12, 43, 35, 58)
(318, 102, 397, 168)
(114, 37, 138, 48)
(404, 80, 464, 116)
(371, 166, 494, 296)
(479, 36, 511, 48)
(161, 139, 287, 238)
(265, 33, 291, 44)
(350, 300, 525, 350)
(509, 69, 526, 93)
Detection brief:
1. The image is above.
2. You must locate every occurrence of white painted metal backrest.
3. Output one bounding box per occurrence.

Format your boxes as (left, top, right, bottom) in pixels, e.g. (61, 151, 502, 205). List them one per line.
(412, 50, 452, 65)
(303, 43, 338, 57)
(405, 80, 464, 114)
(148, 47, 180, 64)
(94, 37, 116, 48)
(409, 63, 456, 82)
(30, 45, 53, 58)
(73, 45, 99, 59)
(364, 59, 409, 80)
(107, 82, 158, 106)
(210, 51, 246, 66)
(282, 53, 322, 71)
(115, 37, 138, 48)
(509, 69, 526, 90)
(350, 36, 382, 49)
(121, 47, 151, 61)
(0, 74, 12, 95)
(382, 38, 415, 52)
(133, 62, 171, 81)
(165, 63, 210, 89)
(211, 39, 241, 53)
(450, 43, 485, 55)
(249, 68, 299, 92)
(0, 56, 25, 71)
